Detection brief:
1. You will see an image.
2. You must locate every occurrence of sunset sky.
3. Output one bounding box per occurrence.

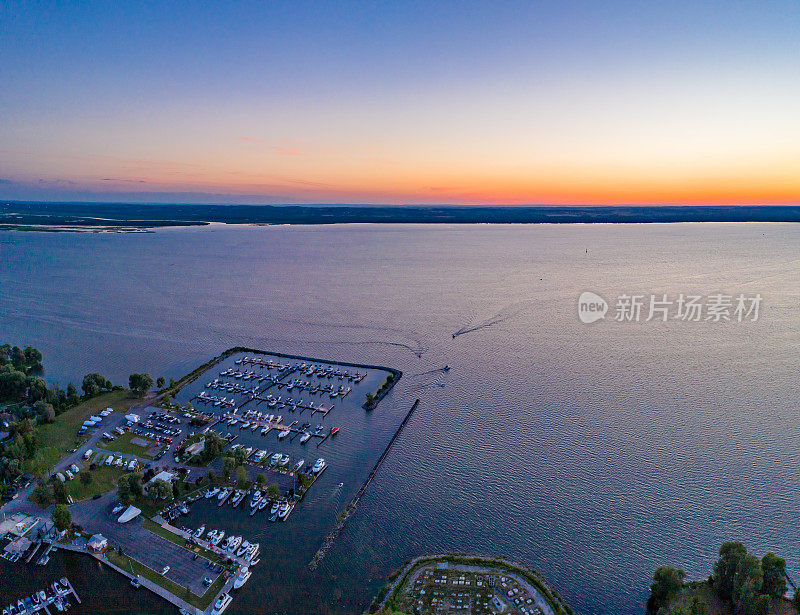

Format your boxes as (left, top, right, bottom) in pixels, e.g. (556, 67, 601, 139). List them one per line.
(1, 1, 799, 205)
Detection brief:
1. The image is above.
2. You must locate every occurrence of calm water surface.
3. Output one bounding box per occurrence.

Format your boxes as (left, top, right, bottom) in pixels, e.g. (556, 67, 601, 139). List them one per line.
(1, 223, 799, 614)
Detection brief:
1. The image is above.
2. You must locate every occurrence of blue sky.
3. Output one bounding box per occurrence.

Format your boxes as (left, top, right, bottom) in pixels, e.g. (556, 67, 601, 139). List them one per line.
(1, 1, 799, 204)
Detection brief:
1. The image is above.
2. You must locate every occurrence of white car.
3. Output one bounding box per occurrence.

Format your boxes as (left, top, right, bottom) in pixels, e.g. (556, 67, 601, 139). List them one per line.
(114, 456, 124, 467)
(104, 455, 114, 466)
(83, 449, 93, 459)
(70, 464, 80, 474)
(64, 470, 74, 480)
(161, 566, 170, 575)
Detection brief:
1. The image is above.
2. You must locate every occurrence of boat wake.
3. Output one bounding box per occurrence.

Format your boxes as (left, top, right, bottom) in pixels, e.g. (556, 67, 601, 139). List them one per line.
(452, 301, 529, 338)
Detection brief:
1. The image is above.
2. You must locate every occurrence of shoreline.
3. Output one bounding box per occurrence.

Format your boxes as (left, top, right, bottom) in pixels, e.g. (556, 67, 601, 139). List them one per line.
(4, 203, 800, 231)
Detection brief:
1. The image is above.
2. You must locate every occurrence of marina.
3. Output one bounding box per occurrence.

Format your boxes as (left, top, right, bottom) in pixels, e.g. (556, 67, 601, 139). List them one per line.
(2, 578, 81, 615)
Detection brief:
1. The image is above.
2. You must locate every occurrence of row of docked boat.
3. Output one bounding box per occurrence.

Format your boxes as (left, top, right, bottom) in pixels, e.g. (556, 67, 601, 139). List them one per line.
(300, 364, 366, 382)
(195, 392, 236, 408)
(193, 526, 261, 561)
(3, 578, 73, 614)
(234, 356, 293, 371)
(248, 490, 295, 521)
(278, 378, 353, 397)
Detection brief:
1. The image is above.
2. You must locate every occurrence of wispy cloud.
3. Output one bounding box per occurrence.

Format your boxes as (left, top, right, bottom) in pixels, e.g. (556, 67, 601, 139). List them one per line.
(101, 178, 147, 183)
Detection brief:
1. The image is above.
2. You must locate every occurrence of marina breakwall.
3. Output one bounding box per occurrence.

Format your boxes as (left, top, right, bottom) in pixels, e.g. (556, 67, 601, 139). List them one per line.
(309, 399, 420, 570)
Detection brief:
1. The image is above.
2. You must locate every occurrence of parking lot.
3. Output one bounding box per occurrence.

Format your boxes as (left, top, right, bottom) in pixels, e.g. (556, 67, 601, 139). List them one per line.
(70, 492, 223, 596)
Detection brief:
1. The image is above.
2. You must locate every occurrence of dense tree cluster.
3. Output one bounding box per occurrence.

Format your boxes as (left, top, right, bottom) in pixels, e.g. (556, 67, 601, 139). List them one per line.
(0, 343, 111, 494)
(117, 472, 144, 505)
(128, 373, 154, 398)
(648, 542, 788, 615)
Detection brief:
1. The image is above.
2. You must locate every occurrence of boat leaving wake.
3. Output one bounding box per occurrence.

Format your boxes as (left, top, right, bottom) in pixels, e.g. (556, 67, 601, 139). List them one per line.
(452, 302, 529, 338)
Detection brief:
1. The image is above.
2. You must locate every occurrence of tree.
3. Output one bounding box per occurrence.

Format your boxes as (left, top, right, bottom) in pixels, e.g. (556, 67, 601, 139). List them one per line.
(28, 376, 48, 402)
(156, 376, 165, 389)
(0, 367, 27, 401)
(79, 470, 92, 485)
(128, 472, 143, 498)
(793, 588, 800, 609)
(266, 483, 279, 499)
(66, 382, 78, 401)
(233, 446, 247, 466)
(128, 373, 154, 398)
(33, 400, 55, 423)
(117, 475, 131, 504)
(760, 552, 786, 597)
(222, 456, 236, 479)
(81, 373, 108, 397)
(256, 473, 266, 487)
(206, 469, 216, 484)
(733, 553, 763, 608)
(200, 432, 224, 463)
(647, 566, 685, 614)
(52, 478, 67, 503)
(31, 483, 52, 508)
(365, 392, 375, 406)
(52, 503, 72, 532)
(713, 542, 747, 602)
(236, 465, 247, 488)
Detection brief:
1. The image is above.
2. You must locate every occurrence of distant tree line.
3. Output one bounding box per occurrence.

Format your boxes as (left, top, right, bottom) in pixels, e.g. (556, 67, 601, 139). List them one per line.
(648, 541, 791, 615)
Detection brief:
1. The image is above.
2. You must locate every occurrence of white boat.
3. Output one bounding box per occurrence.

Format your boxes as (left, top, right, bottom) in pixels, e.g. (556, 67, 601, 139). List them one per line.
(260, 426, 269, 436)
(194, 525, 205, 538)
(228, 536, 242, 552)
(270, 452, 282, 465)
(233, 567, 251, 589)
(270, 501, 280, 515)
(257, 497, 268, 510)
(205, 488, 220, 499)
(279, 502, 291, 519)
(277, 429, 290, 440)
(300, 432, 311, 444)
(212, 530, 225, 545)
(236, 541, 250, 557)
(212, 593, 232, 614)
(250, 490, 262, 508)
(278, 454, 290, 467)
(217, 488, 230, 501)
(293, 459, 305, 471)
(311, 458, 325, 474)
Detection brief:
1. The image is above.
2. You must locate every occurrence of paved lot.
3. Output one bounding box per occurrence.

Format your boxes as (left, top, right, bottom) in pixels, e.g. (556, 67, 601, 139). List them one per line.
(70, 492, 221, 596)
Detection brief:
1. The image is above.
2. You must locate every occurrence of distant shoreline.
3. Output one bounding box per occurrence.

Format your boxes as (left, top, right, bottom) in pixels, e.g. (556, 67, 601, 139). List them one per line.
(3, 202, 800, 230)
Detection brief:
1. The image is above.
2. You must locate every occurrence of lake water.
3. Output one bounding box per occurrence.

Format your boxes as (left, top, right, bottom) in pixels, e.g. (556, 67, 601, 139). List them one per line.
(2, 222, 799, 614)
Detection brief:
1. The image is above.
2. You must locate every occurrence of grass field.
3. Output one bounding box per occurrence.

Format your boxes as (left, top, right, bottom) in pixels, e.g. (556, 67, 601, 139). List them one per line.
(26, 391, 143, 475)
(101, 431, 160, 459)
(64, 464, 125, 501)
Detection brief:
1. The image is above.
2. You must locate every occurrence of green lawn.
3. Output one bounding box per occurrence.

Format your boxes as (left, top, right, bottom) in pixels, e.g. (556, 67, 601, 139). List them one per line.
(26, 390, 144, 475)
(106, 548, 223, 610)
(65, 464, 125, 501)
(100, 431, 160, 460)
